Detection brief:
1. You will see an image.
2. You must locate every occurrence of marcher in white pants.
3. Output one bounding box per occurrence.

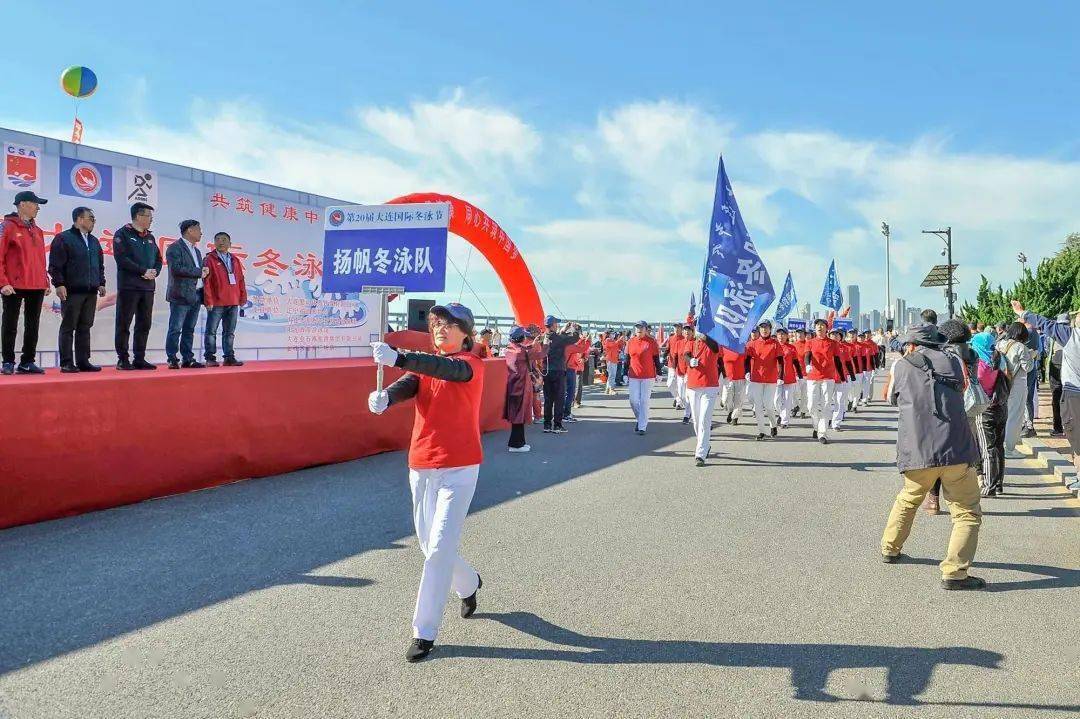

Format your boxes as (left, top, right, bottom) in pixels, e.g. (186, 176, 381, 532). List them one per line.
(831, 380, 849, 429)
(684, 332, 722, 465)
(998, 327, 1035, 456)
(830, 330, 857, 430)
(673, 323, 695, 422)
(626, 321, 661, 434)
(663, 325, 684, 409)
(367, 301, 487, 664)
(804, 318, 841, 444)
(774, 328, 802, 428)
(745, 320, 784, 439)
(601, 331, 624, 395)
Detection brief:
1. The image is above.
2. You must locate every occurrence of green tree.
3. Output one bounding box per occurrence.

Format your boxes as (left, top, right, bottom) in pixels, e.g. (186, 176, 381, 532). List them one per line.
(962, 235, 1080, 323)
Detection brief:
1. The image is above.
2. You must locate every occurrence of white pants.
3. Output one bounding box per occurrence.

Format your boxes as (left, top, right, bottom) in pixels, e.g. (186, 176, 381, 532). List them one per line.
(807, 379, 834, 436)
(795, 378, 807, 413)
(666, 370, 682, 408)
(409, 465, 480, 641)
(606, 361, 618, 390)
(677, 375, 690, 417)
(687, 386, 719, 459)
(723, 379, 748, 420)
(717, 376, 731, 409)
(831, 382, 850, 428)
(748, 382, 778, 434)
(861, 371, 873, 403)
(629, 377, 654, 431)
(776, 383, 795, 426)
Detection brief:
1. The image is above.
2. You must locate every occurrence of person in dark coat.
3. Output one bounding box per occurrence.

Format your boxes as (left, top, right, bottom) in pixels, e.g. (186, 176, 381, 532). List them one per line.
(48, 206, 106, 372)
(112, 202, 162, 370)
(164, 220, 209, 369)
(503, 326, 545, 452)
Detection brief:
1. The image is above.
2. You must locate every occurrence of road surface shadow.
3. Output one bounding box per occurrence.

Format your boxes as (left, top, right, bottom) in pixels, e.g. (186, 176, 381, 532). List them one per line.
(438, 611, 1013, 707)
(0, 389, 698, 675)
(982, 507, 1079, 518)
(901, 557, 1080, 593)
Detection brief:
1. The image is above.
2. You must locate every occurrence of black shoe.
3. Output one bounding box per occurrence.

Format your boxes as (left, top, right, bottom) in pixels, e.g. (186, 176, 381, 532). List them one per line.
(543, 426, 553, 433)
(204, 359, 220, 367)
(76, 363, 101, 372)
(460, 575, 482, 618)
(756, 433, 765, 441)
(672, 400, 678, 408)
(732, 417, 739, 425)
(405, 638, 435, 663)
(116, 359, 134, 371)
(553, 426, 568, 434)
(0, 362, 13, 375)
(636, 429, 645, 435)
(182, 360, 206, 369)
(771, 426, 778, 437)
(59, 364, 80, 373)
(132, 359, 157, 370)
(682, 416, 690, 424)
(167, 359, 181, 370)
(881, 552, 906, 564)
(819, 436, 829, 445)
(16, 362, 45, 374)
(695, 457, 705, 467)
(1021, 427, 1036, 438)
(942, 576, 987, 591)
(1049, 431, 1066, 438)
(224, 357, 244, 366)
(812, 430, 818, 439)
(726, 412, 733, 424)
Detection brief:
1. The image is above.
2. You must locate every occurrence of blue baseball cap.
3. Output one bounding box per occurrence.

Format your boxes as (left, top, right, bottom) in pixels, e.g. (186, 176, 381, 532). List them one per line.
(509, 326, 526, 342)
(431, 303, 475, 334)
(634, 320, 649, 328)
(545, 315, 560, 327)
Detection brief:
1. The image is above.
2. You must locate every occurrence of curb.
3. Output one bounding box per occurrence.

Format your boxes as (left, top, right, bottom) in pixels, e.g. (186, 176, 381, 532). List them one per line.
(1020, 436, 1078, 497)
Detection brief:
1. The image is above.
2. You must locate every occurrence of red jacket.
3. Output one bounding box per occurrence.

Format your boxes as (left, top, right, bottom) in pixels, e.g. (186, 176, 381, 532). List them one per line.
(685, 338, 721, 389)
(565, 336, 590, 372)
(627, 336, 660, 379)
(0, 213, 48, 290)
(779, 343, 801, 385)
(203, 251, 248, 307)
(805, 337, 840, 381)
(745, 336, 783, 383)
(721, 348, 747, 380)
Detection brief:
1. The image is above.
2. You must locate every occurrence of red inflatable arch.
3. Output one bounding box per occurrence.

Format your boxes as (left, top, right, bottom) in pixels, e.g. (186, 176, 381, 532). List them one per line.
(386, 192, 545, 326)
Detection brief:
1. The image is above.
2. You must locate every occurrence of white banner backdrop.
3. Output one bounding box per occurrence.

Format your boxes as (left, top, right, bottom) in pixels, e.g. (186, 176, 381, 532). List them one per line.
(1, 128, 385, 365)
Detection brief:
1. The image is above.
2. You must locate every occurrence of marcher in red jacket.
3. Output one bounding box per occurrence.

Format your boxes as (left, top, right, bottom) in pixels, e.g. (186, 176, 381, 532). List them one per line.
(0, 191, 51, 374)
(202, 231, 247, 367)
(563, 330, 591, 422)
(683, 332, 722, 465)
(745, 320, 785, 440)
(775, 328, 804, 428)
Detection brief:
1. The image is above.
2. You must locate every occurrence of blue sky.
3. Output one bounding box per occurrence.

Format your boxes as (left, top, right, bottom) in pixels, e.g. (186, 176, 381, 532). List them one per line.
(4, 1, 1078, 322)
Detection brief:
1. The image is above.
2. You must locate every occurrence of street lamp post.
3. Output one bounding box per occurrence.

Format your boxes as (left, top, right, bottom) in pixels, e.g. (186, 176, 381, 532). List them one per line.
(881, 222, 891, 328)
(1017, 252, 1028, 275)
(922, 226, 954, 319)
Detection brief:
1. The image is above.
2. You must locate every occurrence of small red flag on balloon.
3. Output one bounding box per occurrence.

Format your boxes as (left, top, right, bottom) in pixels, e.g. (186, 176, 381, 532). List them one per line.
(71, 118, 84, 144)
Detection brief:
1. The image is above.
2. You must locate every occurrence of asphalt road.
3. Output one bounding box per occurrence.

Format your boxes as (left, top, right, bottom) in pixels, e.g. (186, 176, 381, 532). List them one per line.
(2, 374, 1078, 719)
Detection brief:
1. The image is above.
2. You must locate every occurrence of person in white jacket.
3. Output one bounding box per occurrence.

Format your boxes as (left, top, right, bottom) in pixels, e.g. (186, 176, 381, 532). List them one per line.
(997, 322, 1036, 458)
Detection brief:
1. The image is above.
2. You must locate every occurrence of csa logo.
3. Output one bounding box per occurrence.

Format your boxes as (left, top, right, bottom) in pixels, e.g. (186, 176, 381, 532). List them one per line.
(4, 144, 40, 190)
(70, 162, 102, 197)
(328, 209, 345, 227)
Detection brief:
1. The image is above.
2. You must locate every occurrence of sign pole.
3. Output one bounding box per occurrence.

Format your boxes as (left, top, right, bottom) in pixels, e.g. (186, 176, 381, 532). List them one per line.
(363, 285, 405, 394)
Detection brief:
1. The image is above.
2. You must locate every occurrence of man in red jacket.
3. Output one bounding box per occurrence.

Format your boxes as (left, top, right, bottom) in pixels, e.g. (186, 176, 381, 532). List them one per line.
(774, 328, 803, 428)
(664, 324, 685, 410)
(683, 331, 722, 466)
(792, 328, 809, 417)
(804, 319, 844, 444)
(202, 231, 248, 367)
(721, 346, 748, 424)
(0, 191, 51, 375)
(627, 321, 661, 435)
(675, 323, 694, 423)
(745, 320, 784, 440)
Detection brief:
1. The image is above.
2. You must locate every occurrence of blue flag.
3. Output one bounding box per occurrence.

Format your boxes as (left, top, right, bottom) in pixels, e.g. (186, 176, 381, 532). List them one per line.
(819, 259, 844, 311)
(696, 156, 775, 352)
(773, 271, 797, 323)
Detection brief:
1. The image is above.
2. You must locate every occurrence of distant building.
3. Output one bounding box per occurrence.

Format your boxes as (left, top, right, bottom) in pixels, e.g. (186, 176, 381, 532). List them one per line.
(894, 298, 907, 328)
(871, 309, 882, 331)
(846, 285, 861, 326)
(859, 313, 871, 332)
(800, 302, 812, 322)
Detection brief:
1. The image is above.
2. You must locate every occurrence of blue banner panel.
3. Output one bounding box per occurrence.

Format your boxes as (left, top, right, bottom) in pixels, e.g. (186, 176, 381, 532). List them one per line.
(322, 227, 447, 293)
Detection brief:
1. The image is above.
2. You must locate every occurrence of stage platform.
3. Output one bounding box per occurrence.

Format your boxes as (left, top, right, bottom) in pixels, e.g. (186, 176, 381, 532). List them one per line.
(0, 358, 509, 530)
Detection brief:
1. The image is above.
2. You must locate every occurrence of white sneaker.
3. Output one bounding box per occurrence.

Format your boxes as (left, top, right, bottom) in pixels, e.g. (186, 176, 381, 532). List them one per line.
(509, 445, 531, 453)
(1004, 450, 1025, 459)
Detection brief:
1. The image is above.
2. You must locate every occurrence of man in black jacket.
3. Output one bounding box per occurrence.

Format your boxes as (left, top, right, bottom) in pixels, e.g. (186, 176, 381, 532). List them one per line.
(113, 202, 162, 370)
(165, 220, 209, 369)
(48, 207, 106, 372)
(540, 315, 581, 434)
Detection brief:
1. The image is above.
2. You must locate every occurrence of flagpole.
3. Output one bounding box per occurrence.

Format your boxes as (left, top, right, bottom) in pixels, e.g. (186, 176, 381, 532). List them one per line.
(881, 222, 891, 328)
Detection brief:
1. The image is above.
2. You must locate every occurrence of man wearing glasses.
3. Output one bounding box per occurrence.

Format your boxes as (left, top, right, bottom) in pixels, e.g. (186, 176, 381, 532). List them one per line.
(48, 206, 106, 372)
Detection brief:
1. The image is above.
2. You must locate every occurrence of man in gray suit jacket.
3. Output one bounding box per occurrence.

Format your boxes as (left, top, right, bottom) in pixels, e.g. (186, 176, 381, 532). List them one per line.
(165, 220, 209, 369)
